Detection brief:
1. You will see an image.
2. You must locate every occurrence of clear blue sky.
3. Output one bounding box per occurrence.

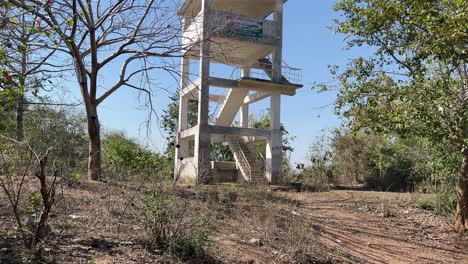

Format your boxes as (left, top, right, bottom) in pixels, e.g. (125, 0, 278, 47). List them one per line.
(70, 1, 369, 166)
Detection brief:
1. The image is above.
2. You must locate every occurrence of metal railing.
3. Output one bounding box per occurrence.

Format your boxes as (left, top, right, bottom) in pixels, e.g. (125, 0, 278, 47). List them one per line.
(227, 136, 252, 181)
(232, 59, 302, 85)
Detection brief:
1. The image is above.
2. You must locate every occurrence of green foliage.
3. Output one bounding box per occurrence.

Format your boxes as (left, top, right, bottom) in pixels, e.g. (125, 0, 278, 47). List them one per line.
(250, 111, 296, 176)
(161, 93, 198, 156)
(140, 189, 209, 260)
(330, 0, 467, 151)
(27, 192, 42, 214)
(302, 129, 460, 194)
(415, 188, 457, 216)
(325, 0, 467, 214)
(333, 0, 466, 72)
(295, 133, 333, 190)
(161, 93, 234, 163)
(0, 104, 15, 133)
(0, 47, 21, 105)
(0, 106, 88, 184)
(24, 106, 88, 172)
(102, 132, 172, 181)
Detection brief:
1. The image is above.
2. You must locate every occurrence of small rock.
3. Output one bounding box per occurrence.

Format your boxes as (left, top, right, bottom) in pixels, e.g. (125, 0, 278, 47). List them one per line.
(291, 210, 300, 216)
(336, 239, 343, 244)
(69, 214, 81, 220)
(0, 248, 8, 253)
(119, 241, 135, 246)
(248, 238, 263, 246)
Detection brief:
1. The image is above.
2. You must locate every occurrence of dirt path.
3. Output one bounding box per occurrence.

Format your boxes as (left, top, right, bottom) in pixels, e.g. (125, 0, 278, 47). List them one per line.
(2, 181, 467, 263)
(280, 190, 468, 264)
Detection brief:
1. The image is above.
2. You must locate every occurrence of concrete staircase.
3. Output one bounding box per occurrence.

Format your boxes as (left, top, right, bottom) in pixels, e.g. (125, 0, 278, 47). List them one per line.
(226, 135, 264, 183)
(215, 88, 249, 126)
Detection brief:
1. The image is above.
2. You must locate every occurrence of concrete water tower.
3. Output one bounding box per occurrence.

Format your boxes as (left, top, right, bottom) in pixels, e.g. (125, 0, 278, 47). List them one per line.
(175, 0, 303, 185)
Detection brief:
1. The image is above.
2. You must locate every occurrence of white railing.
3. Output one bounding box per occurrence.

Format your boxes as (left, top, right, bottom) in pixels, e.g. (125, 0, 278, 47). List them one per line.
(232, 60, 302, 85)
(227, 136, 252, 181)
(250, 61, 302, 85)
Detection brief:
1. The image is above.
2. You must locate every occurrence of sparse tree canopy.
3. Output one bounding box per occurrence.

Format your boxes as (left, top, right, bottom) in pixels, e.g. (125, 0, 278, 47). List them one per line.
(0, 4, 68, 140)
(4, 0, 187, 180)
(330, 0, 467, 232)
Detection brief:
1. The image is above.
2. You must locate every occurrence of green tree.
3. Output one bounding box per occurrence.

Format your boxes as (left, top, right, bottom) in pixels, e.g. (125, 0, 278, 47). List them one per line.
(161, 93, 198, 157)
(161, 93, 234, 163)
(328, 0, 467, 232)
(102, 131, 172, 181)
(250, 111, 295, 175)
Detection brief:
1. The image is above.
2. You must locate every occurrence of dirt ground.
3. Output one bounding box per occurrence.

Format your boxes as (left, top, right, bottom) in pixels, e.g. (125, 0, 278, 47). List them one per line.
(1, 180, 467, 264)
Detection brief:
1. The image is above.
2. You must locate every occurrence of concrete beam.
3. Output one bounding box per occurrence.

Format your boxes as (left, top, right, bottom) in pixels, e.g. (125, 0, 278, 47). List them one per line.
(209, 94, 226, 103)
(181, 78, 201, 99)
(179, 125, 199, 139)
(208, 77, 297, 96)
(209, 125, 270, 138)
(209, 77, 239, 88)
(186, 93, 226, 103)
(244, 91, 272, 105)
(216, 88, 249, 126)
(239, 79, 297, 96)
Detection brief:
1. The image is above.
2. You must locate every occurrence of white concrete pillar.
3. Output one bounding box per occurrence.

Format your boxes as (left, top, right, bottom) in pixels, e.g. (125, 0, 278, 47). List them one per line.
(240, 105, 249, 128)
(194, 0, 212, 184)
(272, 0, 283, 82)
(266, 92, 282, 183)
(266, 0, 284, 183)
(175, 57, 190, 179)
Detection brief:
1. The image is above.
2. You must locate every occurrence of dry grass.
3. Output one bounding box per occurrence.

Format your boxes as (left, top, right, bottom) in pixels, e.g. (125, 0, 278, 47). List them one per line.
(1, 178, 466, 264)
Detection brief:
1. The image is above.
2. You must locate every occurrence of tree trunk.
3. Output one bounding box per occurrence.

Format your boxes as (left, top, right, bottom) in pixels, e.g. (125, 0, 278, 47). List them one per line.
(17, 22, 26, 142)
(454, 149, 468, 233)
(87, 106, 101, 181)
(15, 93, 24, 141)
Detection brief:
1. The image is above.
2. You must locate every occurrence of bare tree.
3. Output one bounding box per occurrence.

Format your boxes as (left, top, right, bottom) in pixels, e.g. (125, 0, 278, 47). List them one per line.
(5, 0, 190, 180)
(0, 6, 68, 141)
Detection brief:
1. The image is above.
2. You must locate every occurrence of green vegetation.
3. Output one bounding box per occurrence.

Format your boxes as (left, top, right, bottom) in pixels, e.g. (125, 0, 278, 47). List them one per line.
(102, 132, 172, 182)
(302, 129, 459, 215)
(324, 0, 467, 232)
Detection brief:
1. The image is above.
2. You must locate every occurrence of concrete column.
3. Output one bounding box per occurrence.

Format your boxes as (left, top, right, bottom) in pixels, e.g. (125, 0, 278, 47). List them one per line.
(240, 105, 249, 128)
(175, 57, 190, 180)
(240, 66, 250, 128)
(266, 0, 283, 183)
(272, 0, 283, 82)
(266, 92, 282, 183)
(179, 58, 190, 131)
(194, 0, 212, 184)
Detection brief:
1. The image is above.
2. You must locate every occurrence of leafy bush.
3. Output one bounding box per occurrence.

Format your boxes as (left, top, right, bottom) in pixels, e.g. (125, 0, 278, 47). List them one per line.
(102, 132, 172, 181)
(331, 130, 430, 191)
(330, 129, 460, 214)
(140, 188, 210, 260)
(27, 106, 88, 171)
(293, 133, 333, 191)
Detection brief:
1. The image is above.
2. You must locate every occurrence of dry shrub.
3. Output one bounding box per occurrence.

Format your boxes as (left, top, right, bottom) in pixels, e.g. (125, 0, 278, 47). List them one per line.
(0, 138, 61, 262)
(249, 202, 334, 264)
(139, 187, 211, 261)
